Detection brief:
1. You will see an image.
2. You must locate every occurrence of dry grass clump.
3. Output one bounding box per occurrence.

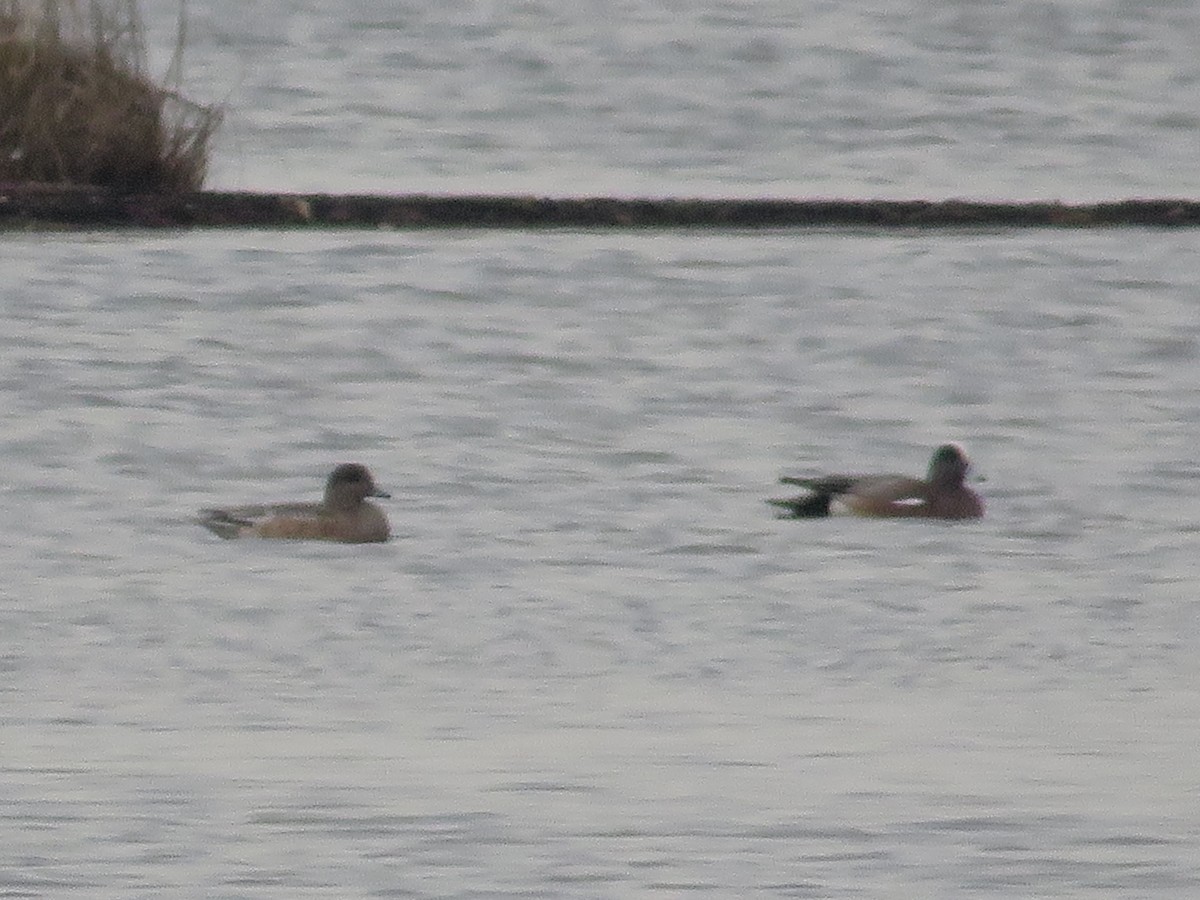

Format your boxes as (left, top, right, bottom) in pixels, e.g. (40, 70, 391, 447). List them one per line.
(0, 0, 220, 191)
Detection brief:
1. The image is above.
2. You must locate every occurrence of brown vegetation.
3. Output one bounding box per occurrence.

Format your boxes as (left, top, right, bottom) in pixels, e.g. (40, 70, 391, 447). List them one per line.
(0, 0, 220, 191)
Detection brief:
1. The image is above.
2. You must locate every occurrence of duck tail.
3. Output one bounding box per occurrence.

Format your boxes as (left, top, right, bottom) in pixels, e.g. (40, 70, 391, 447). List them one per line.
(767, 492, 833, 518)
(197, 509, 250, 539)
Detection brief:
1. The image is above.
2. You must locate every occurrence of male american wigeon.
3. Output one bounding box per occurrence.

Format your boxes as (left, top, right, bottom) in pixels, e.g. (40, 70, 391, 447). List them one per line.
(198, 463, 391, 542)
(769, 443, 984, 520)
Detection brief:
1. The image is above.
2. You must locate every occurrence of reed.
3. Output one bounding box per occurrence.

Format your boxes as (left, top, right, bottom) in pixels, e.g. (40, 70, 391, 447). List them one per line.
(0, 0, 220, 191)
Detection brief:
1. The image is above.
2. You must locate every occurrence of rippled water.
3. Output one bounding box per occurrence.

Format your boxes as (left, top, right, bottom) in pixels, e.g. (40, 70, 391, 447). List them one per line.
(4, 228, 1200, 896)
(146, 0, 1200, 198)
(6, 0, 1200, 895)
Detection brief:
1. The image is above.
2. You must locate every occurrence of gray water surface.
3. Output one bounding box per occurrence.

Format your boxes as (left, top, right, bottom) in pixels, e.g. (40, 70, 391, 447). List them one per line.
(7, 0, 1200, 894)
(4, 229, 1199, 896)
(152, 0, 1200, 198)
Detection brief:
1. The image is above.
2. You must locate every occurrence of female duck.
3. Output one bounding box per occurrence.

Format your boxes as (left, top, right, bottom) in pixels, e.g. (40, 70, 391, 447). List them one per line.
(199, 463, 391, 542)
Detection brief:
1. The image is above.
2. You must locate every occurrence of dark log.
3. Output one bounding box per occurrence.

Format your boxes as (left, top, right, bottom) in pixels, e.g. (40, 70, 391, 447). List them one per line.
(2, 185, 1199, 230)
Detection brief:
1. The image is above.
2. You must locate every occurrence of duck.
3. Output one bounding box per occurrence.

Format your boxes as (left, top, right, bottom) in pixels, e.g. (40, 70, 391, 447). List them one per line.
(769, 443, 984, 520)
(198, 463, 391, 542)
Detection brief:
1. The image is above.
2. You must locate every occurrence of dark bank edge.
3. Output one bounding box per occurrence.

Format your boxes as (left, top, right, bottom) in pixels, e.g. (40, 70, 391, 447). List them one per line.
(2, 187, 1199, 230)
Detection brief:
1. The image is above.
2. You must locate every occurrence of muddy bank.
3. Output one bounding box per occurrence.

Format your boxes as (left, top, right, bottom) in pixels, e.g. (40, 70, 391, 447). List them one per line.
(2, 185, 1198, 229)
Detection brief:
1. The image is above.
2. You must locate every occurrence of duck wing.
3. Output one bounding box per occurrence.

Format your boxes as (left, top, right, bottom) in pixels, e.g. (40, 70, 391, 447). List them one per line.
(770, 473, 929, 518)
(197, 502, 323, 539)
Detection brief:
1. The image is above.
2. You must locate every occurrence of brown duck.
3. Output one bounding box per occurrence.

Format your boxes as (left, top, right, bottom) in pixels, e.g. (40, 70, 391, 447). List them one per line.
(199, 463, 391, 542)
(770, 443, 984, 520)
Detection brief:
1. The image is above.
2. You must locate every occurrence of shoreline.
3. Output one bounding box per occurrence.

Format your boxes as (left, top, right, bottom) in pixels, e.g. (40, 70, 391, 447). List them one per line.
(2, 186, 1198, 230)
